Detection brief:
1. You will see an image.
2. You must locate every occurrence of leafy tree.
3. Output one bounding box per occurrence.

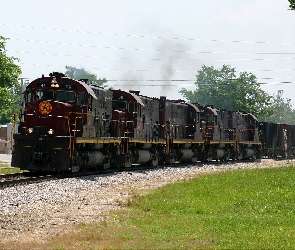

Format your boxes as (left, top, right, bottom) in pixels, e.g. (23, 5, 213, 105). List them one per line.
(289, 0, 295, 10)
(0, 36, 22, 124)
(263, 90, 295, 124)
(180, 65, 273, 119)
(65, 66, 107, 86)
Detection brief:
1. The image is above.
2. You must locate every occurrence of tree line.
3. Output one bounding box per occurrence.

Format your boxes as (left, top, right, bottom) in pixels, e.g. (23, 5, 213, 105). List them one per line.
(289, 0, 295, 10)
(180, 65, 295, 124)
(0, 36, 22, 124)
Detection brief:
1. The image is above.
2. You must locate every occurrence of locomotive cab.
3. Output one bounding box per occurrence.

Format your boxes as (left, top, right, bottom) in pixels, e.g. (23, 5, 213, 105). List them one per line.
(19, 72, 94, 137)
(111, 89, 146, 138)
(12, 72, 99, 172)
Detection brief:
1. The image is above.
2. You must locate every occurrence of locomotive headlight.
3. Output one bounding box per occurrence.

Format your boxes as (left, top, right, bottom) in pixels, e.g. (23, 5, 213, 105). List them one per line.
(48, 129, 54, 135)
(50, 83, 60, 88)
(28, 128, 33, 134)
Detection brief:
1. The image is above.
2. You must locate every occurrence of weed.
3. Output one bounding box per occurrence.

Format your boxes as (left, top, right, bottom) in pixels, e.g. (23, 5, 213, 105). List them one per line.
(53, 243, 66, 250)
(100, 220, 107, 228)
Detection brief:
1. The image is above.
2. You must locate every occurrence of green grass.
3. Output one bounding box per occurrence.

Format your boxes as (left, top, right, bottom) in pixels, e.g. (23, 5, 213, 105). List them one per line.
(0, 161, 21, 174)
(46, 166, 295, 249)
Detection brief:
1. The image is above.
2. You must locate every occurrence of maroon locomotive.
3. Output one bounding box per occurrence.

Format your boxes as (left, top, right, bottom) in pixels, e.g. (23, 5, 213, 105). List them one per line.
(12, 72, 262, 172)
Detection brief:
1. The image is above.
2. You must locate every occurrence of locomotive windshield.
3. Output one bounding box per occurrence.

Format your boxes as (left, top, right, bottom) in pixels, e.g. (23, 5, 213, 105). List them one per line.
(56, 90, 75, 102)
(112, 100, 126, 110)
(35, 89, 76, 102)
(36, 90, 54, 100)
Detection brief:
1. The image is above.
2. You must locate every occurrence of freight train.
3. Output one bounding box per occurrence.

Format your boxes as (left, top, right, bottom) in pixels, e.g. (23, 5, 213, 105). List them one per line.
(11, 72, 294, 172)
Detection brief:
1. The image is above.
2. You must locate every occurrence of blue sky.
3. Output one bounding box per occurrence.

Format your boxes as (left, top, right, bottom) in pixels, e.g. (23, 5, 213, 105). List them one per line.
(1, 0, 295, 105)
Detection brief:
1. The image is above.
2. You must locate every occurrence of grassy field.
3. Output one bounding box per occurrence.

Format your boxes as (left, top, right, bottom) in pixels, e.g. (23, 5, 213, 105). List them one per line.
(46, 166, 295, 249)
(0, 161, 22, 174)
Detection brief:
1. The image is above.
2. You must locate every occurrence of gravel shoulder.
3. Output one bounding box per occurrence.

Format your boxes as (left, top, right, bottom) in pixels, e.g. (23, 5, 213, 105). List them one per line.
(0, 159, 293, 246)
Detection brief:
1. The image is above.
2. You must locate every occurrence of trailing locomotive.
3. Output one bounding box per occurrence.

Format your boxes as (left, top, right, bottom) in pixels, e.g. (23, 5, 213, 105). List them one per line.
(12, 72, 265, 172)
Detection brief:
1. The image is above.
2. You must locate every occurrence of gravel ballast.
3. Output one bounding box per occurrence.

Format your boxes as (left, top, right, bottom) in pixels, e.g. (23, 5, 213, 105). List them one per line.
(0, 159, 292, 244)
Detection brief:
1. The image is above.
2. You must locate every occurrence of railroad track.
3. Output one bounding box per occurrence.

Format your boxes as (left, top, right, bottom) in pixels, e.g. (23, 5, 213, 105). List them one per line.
(0, 172, 61, 189)
(0, 159, 262, 189)
(0, 164, 165, 189)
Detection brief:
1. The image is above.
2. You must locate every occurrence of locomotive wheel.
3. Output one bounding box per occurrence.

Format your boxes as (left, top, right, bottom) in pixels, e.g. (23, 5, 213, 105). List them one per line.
(123, 152, 133, 168)
(71, 151, 81, 172)
(166, 150, 177, 164)
(285, 151, 288, 159)
(148, 154, 159, 167)
(71, 159, 81, 173)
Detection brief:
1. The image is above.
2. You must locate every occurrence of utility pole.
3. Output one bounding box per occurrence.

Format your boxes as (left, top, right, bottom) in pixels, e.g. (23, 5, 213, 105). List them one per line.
(19, 77, 29, 92)
(18, 78, 29, 104)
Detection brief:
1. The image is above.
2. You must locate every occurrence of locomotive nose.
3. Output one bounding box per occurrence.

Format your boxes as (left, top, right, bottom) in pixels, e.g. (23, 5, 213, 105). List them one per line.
(38, 100, 53, 115)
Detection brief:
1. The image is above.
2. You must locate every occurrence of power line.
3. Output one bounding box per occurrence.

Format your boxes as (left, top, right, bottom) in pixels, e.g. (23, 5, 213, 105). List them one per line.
(4, 25, 295, 72)
(3, 23, 294, 86)
(111, 84, 192, 86)
(18, 73, 295, 86)
(17, 62, 295, 75)
(8, 49, 295, 63)
(2, 23, 295, 46)
(8, 37, 295, 56)
(108, 79, 194, 82)
(108, 80, 295, 85)
(18, 62, 188, 73)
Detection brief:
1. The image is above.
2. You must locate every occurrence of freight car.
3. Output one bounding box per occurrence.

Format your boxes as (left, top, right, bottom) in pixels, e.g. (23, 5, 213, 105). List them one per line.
(12, 72, 263, 172)
(259, 122, 295, 159)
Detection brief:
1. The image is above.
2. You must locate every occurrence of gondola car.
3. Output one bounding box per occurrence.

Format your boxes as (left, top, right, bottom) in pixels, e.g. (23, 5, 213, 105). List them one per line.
(259, 122, 293, 159)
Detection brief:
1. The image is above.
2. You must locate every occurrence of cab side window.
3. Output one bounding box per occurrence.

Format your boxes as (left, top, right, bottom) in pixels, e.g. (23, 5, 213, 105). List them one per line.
(88, 95, 93, 111)
(26, 89, 34, 102)
(78, 92, 86, 106)
(128, 101, 135, 113)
